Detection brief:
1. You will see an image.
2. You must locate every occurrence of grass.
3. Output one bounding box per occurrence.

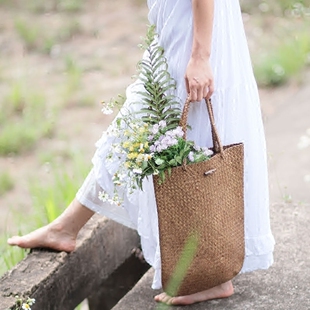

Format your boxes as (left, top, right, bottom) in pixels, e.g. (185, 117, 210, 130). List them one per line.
(14, 19, 39, 51)
(0, 171, 14, 196)
(0, 87, 56, 156)
(60, 55, 84, 105)
(1, 0, 84, 13)
(242, 0, 310, 86)
(0, 153, 90, 277)
(14, 18, 83, 54)
(241, 0, 310, 14)
(254, 30, 310, 86)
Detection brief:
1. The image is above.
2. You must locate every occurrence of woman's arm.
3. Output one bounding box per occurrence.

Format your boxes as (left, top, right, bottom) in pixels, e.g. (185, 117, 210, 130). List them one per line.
(185, 0, 214, 101)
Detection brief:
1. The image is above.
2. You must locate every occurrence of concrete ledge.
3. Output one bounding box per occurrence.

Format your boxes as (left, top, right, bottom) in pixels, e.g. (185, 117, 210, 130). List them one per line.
(0, 215, 140, 310)
(112, 203, 310, 310)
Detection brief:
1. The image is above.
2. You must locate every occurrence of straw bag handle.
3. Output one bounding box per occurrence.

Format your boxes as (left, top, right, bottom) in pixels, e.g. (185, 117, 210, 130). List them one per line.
(180, 97, 224, 156)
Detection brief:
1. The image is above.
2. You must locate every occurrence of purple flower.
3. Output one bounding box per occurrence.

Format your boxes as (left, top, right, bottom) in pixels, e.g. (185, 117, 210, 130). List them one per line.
(156, 145, 163, 152)
(188, 151, 195, 162)
(172, 126, 184, 138)
(152, 124, 160, 135)
(193, 144, 201, 151)
(159, 120, 167, 128)
(202, 147, 213, 157)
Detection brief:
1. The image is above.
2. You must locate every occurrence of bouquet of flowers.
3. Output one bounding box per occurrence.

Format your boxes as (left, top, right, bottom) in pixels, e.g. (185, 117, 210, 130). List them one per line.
(99, 26, 213, 206)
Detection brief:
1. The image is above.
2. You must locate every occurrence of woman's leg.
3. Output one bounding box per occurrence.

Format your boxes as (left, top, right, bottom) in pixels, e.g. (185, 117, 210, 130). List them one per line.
(154, 280, 234, 305)
(7, 198, 94, 252)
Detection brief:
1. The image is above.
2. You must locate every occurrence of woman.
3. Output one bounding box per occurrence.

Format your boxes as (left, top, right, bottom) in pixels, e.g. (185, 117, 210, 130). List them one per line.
(8, 0, 275, 305)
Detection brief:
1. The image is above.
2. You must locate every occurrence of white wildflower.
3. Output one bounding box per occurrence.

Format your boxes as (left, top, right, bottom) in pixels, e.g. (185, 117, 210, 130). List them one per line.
(101, 106, 113, 115)
(98, 191, 109, 202)
(22, 304, 31, 310)
(133, 168, 143, 174)
(27, 298, 36, 306)
(153, 169, 159, 175)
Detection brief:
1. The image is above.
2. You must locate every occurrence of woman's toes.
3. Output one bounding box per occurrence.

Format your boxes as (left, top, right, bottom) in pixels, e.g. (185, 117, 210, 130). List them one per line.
(154, 292, 173, 304)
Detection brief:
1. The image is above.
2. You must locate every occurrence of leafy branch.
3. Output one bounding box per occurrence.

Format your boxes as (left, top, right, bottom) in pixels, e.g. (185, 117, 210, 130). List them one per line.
(135, 25, 181, 130)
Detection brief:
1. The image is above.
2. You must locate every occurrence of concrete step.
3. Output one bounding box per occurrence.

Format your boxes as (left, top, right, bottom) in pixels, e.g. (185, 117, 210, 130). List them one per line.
(112, 203, 310, 310)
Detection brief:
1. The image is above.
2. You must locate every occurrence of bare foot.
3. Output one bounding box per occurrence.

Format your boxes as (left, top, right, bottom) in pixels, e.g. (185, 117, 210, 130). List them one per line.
(7, 222, 76, 253)
(7, 198, 94, 252)
(154, 281, 234, 305)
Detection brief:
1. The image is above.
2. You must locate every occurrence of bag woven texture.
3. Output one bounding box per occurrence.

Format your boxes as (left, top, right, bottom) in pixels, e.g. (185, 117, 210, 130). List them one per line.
(153, 99, 245, 296)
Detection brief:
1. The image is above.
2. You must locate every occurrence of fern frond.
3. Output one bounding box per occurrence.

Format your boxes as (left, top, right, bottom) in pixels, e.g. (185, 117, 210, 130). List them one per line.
(134, 25, 181, 128)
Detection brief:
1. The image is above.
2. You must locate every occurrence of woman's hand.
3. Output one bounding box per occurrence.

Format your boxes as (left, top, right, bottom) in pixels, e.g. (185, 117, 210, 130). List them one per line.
(185, 56, 214, 102)
(187, 0, 214, 102)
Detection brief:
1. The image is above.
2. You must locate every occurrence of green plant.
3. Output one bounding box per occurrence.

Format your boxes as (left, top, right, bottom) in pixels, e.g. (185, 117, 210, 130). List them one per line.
(58, 0, 83, 12)
(0, 171, 14, 196)
(12, 295, 35, 310)
(0, 87, 56, 156)
(63, 55, 83, 96)
(254, 31, 310, 86)
(27, 0, 83, 13)
(156, 234, 198, 310)
(14, 19, 39, 51)
(0, 154, 90, 276)
(29, 155, 90, 226)
(59, 21, 82, 42)
(5, 83, 25, 114)
(0, 234, 27, 276)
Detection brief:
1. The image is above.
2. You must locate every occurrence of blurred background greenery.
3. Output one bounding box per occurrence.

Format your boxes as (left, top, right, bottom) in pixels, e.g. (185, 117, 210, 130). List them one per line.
(0, 0, 309, 301)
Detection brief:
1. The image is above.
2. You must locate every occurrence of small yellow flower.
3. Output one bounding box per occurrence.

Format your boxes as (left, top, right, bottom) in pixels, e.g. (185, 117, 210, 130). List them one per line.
(125, 162, 130, 168)
(127, 152, 138, 159)
(122, 141, 130, 148)
(144, 142, 149, 148)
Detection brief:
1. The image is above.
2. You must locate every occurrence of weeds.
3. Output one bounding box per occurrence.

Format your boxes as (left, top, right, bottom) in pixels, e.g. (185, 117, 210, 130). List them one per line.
(0, 154, 90, 276)
(14, 19, 39, 51)
(0, 86, 56, 156)
(0, 171, 14, 196)
(254, 31, 310, 86)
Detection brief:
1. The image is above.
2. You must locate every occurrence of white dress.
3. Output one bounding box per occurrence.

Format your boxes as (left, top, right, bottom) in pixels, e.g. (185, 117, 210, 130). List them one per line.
(76, 0, 275, 290)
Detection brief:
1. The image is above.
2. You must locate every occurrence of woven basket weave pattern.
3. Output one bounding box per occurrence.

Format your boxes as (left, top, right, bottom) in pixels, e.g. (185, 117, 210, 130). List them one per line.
(153, 99, 245, 296)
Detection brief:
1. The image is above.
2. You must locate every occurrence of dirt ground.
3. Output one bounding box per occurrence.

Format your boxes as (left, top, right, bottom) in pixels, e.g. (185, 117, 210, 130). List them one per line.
(0, 0, 309, 239)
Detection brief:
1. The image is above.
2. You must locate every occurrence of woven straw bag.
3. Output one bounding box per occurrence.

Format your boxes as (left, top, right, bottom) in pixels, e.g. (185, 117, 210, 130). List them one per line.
(153, 98, 245, 296)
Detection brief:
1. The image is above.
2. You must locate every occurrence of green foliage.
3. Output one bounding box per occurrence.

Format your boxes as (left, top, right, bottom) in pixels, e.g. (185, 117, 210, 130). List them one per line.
(14, 19, 39, 51)
(0, 234, 27, 276)
(0, 171, 14, 196)
(241, 0, 310, 15)
(136, 25, 181, 130)
(156, 234, 198, 310)
(0, 154, 90, 276)
(25, 0, 83, 13)
(254, 31, 310, 86)
(62, 55, 83, 98)
(0, 88, 55, 156)
(29, 156, 90, 226)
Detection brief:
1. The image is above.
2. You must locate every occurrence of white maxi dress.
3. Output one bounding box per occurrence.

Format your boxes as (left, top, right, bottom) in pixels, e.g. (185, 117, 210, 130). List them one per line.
(77, 0, 275, 290)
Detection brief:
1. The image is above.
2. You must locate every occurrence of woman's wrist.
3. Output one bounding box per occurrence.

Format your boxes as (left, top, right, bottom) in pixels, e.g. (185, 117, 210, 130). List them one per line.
(190, 48, 211, 61)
